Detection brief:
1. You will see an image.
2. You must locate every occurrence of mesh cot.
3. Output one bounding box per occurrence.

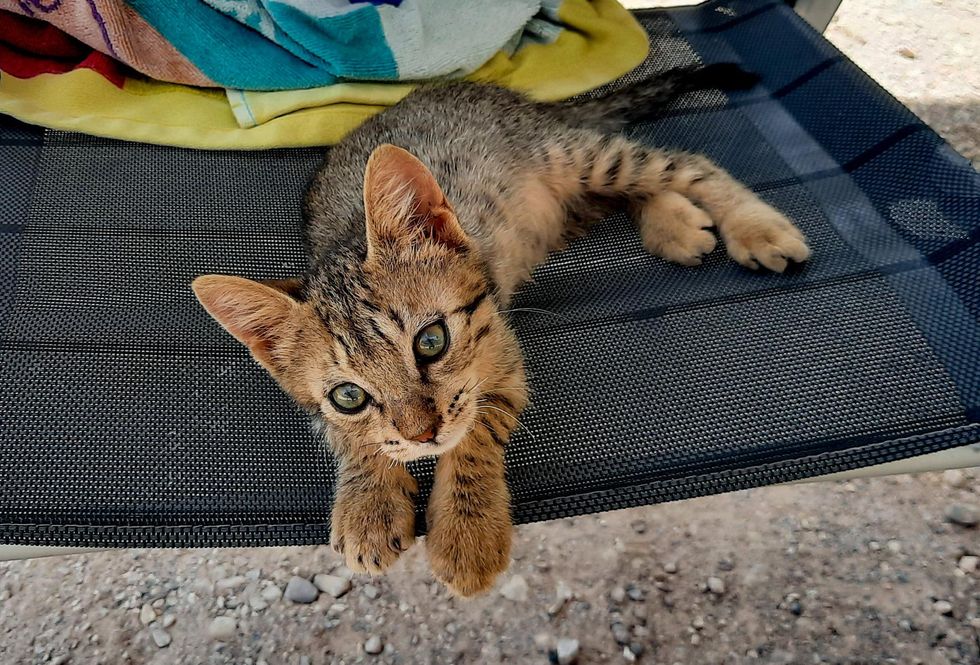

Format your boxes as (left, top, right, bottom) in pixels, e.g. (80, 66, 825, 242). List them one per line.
(1, 0, 978, 549)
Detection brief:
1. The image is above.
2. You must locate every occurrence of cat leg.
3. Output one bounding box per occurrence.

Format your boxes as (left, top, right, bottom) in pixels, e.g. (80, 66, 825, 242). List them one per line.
(558, 133, 809, 270)
(659, 152, 810, 271)
(330, 451, 418, 575)
(425, 393, 518, 597)
(635, 190, 717, 266)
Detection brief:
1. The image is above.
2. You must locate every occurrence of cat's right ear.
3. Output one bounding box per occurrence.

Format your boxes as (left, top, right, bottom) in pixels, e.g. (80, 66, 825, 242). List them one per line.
(362, 144, 468, 260)
(191, 275, 298, 371)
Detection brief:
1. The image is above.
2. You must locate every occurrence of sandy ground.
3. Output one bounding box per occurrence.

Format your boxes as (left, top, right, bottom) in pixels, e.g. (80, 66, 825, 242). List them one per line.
(2, 2, 978, 664)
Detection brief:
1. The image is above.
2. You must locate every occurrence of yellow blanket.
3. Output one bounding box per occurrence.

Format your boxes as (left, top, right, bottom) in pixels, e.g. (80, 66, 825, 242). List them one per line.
(0, 0, 647, 150)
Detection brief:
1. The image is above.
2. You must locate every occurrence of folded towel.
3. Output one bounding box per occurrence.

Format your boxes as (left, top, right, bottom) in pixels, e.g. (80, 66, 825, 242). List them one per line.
(0, 0, 648, 150)
(0, 0, 214, 87)
(226, 0, 627, 128)
(124, 0, 542, 90)
(0, 11, 129, 87)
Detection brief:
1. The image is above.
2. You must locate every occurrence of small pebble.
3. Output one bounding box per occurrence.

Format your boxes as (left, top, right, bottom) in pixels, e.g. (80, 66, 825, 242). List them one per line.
(958, 555, 978, 573)
(314, 574, 352, 598)
(261, 584, 282, 603)
(628, 642, 645, 658)
(898, 47, 917, 59)
(626, 585, 645, 602)
(945, 504, 979, 527)
(150, 627, 171, 648)
(284, 577, 319, 604)
(933, 600, 953, 616)
(886, 540, 902, 554)
(216, 576, 248, 591)
(499, 575, 529, 602)
(623, 645, 636, 662)
(610, 587, 626, 603)
(611, 622, 630, 645)
(364, 635, 383, 655)
(362, 584, 381, 600)
(207, 616, 237, 641)
(663, 562, 678, 574)
(249, 595, 268, 612)
(788, 600, 803, 616)
(630, 520, 647, 535)
(139, 604, 156, 625)
(548, 581, 574, 616)
(707, 577, 726, 595)
(161, 614, 176, 628)
(333, 566, 355, 581)
(555, 637, 580, 665)
(943, 469, 969, 488)
(717, 559, 735, 572)
(692, 616, 705, 630)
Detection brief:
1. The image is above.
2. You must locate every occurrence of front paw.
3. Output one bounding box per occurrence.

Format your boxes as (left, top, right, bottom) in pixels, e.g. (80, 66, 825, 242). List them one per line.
(722, 201, 810, 272)
(426, 506, 512, 597)
(330, 476, 417, 575)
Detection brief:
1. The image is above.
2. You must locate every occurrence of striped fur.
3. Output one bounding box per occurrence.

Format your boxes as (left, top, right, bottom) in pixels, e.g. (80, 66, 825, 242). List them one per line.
(193, 65, 809, 596)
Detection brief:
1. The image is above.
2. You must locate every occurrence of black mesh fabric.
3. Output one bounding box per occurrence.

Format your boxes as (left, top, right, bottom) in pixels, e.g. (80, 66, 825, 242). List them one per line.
(1, 0, 978, 547)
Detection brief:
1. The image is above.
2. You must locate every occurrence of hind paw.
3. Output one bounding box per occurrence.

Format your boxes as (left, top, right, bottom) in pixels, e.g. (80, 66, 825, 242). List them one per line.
(721, 202, 810, 272)
(638, 191, 718, 266)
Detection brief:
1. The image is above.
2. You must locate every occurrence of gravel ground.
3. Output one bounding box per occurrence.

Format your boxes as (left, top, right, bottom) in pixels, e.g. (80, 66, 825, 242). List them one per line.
(2, 2, 978, 664)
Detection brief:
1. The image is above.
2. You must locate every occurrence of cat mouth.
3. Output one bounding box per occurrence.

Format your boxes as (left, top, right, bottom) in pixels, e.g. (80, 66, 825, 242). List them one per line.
(386, 438, 458, 462)
(387, 412, 475, 462)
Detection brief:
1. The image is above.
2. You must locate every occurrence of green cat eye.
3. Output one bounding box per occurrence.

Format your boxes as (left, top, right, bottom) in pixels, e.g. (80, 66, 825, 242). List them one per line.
(329, 382, 369, 413)
(414, 321, 449, 362)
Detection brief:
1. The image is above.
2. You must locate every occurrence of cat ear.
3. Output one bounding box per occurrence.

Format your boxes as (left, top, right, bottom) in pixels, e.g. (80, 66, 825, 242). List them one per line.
(363, 144, 468, 257)
(260, 277, 304, 300)
(192, 275, 298, 370)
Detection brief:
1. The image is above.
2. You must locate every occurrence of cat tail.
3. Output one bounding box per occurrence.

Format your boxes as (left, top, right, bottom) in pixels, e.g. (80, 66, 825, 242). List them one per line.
(546, 63, 760, 132)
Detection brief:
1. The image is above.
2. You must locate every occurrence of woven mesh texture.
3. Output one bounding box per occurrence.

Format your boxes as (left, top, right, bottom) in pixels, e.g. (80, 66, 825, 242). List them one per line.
(1, 0, 978, 547)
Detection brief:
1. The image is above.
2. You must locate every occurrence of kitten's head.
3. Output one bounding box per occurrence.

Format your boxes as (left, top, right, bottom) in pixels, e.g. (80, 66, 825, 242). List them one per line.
(193, 145, 525, 461)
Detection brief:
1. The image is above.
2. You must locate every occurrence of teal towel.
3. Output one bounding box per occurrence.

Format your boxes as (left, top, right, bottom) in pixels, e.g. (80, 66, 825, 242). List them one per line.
(125, 0, 543, 90)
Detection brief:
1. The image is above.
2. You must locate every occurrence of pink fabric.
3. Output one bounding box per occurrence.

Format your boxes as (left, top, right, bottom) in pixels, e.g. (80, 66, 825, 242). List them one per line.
(0, 10, 129, 87)
(1, 0, 215, 87)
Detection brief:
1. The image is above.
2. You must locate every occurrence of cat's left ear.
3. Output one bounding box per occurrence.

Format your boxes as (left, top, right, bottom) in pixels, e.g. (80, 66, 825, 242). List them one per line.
(191, 275, 299, 372)
(363, 144, 468, 258)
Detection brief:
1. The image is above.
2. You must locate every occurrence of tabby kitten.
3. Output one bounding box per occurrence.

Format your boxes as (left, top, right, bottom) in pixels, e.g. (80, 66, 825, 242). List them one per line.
(193, 64, 810, 596)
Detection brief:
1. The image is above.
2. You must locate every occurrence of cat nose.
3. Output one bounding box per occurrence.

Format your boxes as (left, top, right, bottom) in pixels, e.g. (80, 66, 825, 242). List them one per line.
(409, 424, 438, 443)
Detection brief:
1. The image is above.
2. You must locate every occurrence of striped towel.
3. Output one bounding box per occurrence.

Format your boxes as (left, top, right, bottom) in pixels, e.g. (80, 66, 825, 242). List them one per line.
(128, 0, 545, 90)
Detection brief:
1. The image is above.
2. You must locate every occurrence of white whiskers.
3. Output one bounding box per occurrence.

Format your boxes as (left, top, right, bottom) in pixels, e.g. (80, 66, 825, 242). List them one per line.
(475, 401, 535, 442)
(498, 307, 572, 322)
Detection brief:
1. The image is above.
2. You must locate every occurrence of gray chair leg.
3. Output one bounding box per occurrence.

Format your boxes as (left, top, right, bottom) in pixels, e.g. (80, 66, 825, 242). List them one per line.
(790, 0, 844, 32)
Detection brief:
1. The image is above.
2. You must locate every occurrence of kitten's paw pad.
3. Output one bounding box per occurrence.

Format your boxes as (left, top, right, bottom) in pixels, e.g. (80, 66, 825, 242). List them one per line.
(639, 191, 718, 266)
(426, 520, 511, 597)
(723, 206, 810, 273)
(330, 483, 416, 575)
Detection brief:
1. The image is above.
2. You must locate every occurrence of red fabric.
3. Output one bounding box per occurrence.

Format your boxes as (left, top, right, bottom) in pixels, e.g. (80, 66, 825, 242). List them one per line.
(0, 10, 130, 88)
